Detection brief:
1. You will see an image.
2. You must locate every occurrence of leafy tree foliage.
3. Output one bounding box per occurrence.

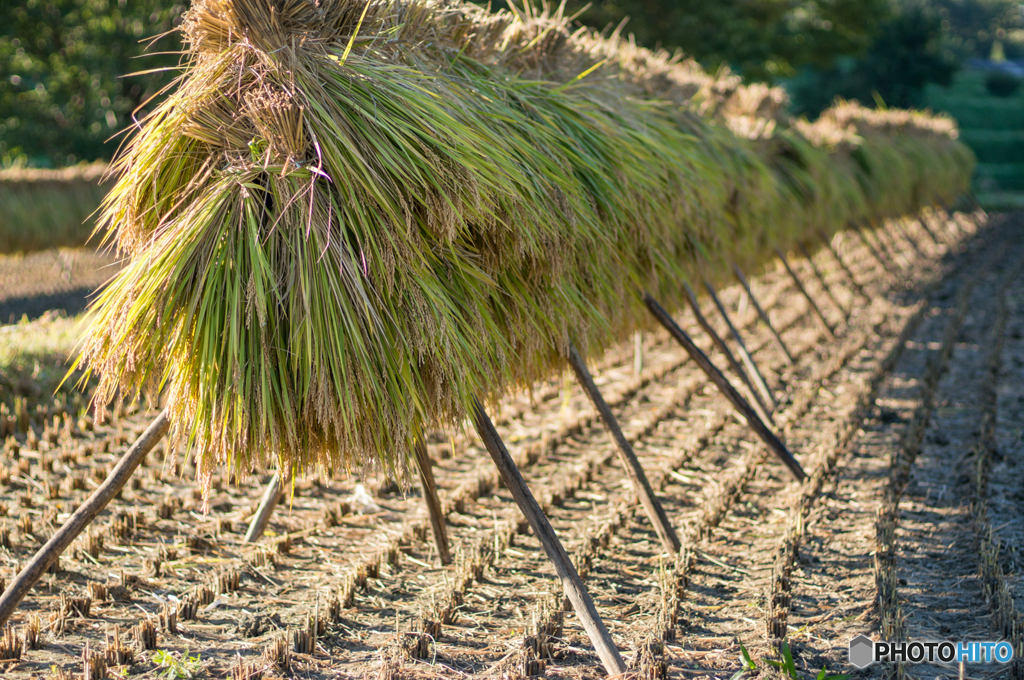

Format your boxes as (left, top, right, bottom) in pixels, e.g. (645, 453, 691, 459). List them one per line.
(930, 0, 1024, 60)
(0, 0, 184, 166)
(548, 0, 891, 81)
(787, 2, 959, 115)
(527, 0, 964, 116)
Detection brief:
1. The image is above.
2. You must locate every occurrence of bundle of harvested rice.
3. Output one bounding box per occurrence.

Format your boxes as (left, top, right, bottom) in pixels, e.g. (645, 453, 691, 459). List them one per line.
(74, 0, 973, 489)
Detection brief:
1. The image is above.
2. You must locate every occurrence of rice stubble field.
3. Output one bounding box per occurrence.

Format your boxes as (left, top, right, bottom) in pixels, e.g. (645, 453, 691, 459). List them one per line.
(0, 210, 1021, 680)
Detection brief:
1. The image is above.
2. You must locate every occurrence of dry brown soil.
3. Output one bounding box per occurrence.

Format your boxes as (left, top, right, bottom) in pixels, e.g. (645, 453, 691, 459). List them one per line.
(0, 211, 1020, 680)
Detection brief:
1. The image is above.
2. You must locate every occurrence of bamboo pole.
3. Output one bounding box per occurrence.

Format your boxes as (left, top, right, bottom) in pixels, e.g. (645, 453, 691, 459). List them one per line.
(245, 472, 285, 543)
(731, 262, 795, 365)
(243, 441, 451, 563)
(682, 282, 774, 424)
(915, 214, 942, 247)
(0, 410, 171, 628)
(702, 279, 777, 412)
(634, 331, 643, 377)
(870, 223, 909, 269)
(934, 208, 959, 245)
(414, 438, 452, 565)
(945, 210, 968, 242)
(641, 295, 806, 482)
(471, 399, 627, 676)
(797, 243, 849, 321)
(566, 342, 681, 556)
(928, 207, 955, 245)
(894, 219, 928, 261)
(854, 225, 897, 278)
(774, 248, 836, 341)
(818, 232, 869, 302)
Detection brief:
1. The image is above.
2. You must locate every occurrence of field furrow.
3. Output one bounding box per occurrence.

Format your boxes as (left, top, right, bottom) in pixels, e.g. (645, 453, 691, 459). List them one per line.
(2, 211, 1020, 680)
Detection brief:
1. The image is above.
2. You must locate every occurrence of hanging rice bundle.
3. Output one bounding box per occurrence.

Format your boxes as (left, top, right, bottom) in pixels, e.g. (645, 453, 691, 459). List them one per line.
(74, 0, 973, 489)
(816, 101, 974, 220)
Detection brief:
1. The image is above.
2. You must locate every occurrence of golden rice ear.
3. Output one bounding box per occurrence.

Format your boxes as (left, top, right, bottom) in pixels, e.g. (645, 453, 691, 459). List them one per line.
(243, 88, 308, 166)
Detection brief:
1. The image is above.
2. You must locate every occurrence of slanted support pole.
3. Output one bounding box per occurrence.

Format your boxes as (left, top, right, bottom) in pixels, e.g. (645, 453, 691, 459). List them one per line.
(731, 262, 795, 365)
(414, 438, 452, 565)
(634, 331, 643, 377)
(246, 472, 285, 543)
(871, 223, 909, 269)
(702, 279, 777, 412)
(937, 207, 961, 244)
(471, 399, 627, 676)
(818, 232, 869, 302)
(641, 295, 806, 482)
(797, 243, 849, 322)
(567, 342, 681, 556)
(775, 248, 836, 341)
(0, 410, 171, 627)
(855, 225, 897, 278)
(244, 440, 452, 565)
(894, 219, 928, 261)
(928, 207, 956, 245)
(682, 282, 774, 423)
(916, 213, 943, 247)
(936, 210, 953, 240)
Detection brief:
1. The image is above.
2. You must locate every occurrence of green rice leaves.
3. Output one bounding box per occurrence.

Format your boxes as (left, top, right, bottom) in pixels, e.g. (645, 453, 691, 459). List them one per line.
(76, 0, 974, 489)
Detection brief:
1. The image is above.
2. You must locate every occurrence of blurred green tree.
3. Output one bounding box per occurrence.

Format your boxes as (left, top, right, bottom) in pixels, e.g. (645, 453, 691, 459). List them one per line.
(787, 2, 959, 115)
(930, 0, 1024, 60)
(0, 0, 184, 167)
(536, 0, 892, 81)
(506, 0, 963, 116)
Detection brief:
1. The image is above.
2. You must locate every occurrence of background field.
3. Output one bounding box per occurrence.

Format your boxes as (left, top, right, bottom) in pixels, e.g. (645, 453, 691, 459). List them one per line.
(925, 69, 1024, 210)
(0, 0, 1020, 676)
(0, 165, 111, 254)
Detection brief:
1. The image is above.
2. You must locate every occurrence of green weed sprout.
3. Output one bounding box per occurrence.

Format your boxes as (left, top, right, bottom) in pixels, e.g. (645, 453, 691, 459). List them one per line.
(153, 649, 203, 680)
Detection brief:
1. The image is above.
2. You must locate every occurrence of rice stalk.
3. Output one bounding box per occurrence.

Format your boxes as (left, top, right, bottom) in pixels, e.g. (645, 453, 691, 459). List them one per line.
(73, 0, 974, 490)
